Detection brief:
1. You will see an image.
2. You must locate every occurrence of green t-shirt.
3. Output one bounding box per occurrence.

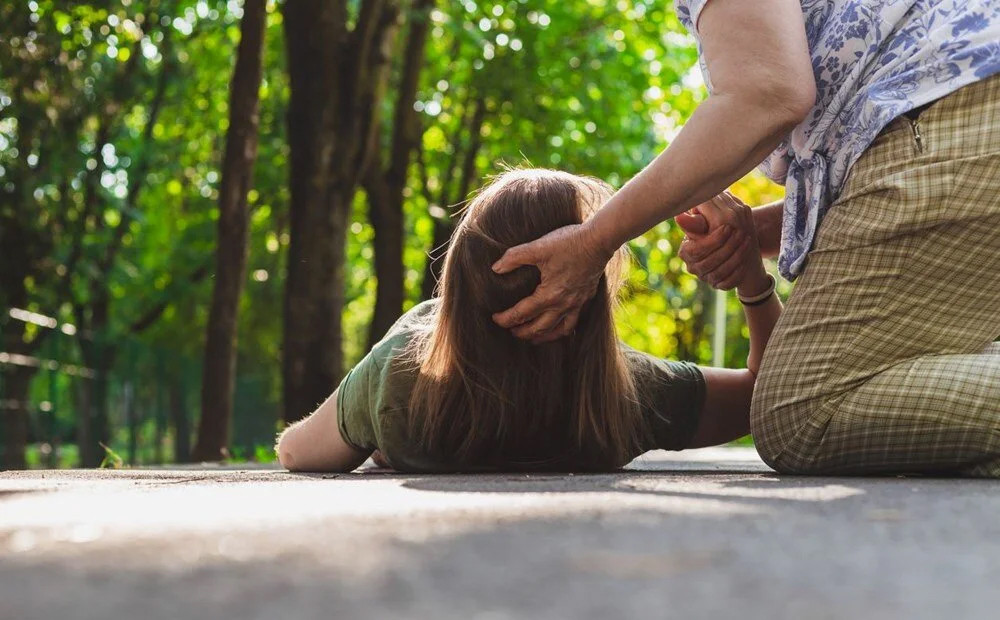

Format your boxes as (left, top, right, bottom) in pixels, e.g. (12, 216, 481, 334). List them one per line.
(337, 300, 706, 472)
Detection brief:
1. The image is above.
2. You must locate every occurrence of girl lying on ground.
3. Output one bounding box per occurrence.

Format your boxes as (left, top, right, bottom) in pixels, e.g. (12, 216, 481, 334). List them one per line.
(275, 169, 780, 473)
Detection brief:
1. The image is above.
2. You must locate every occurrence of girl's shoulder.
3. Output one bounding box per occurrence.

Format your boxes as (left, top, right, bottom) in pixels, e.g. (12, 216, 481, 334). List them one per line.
(368, 298, 439, 365)
(619, 342, 702, 383)
(336, 300, 439, 458)
(619, 343, 706, 451)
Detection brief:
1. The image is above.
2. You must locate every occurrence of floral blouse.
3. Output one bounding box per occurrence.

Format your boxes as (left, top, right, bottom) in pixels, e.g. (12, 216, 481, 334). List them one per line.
(676, 0, 1000, 279)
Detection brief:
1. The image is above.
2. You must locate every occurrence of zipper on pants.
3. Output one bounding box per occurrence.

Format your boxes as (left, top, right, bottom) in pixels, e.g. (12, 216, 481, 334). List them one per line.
(908, 116, 924, 153)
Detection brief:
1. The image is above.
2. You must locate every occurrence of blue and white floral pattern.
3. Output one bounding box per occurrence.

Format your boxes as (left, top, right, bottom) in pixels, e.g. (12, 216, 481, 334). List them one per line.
(676, 0, 1000, 279)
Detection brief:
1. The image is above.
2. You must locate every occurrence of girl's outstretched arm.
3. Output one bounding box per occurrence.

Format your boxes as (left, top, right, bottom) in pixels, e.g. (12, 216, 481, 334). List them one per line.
(681, 194, 784, 448)
(275, 389, 371, 472)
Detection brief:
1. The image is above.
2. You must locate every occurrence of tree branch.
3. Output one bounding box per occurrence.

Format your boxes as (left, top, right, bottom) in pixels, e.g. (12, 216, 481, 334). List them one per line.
(129, 261, 213, 334)
(99, 28, 176, 274)
(344, 2, 401, 185)
(386, 0, 435, 185)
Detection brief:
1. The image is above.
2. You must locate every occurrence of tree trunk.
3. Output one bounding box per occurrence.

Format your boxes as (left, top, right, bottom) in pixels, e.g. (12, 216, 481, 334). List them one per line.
(1, 366, 33, 470)
(77, 297, 113, 468)
(421, 97, 486, 299)
(367, 187, 406, 349)
(0, 226, 35, 470)
(169, 377, 191, 463)
(283, 188, 350, 424)
(366, 0, 435, 347)
(192, 0, 267, 462)
(77, 365, 110, 468)
(281, 0, 401, 423)
(366, 181, 406, 347)
(124, 382, 137, 465)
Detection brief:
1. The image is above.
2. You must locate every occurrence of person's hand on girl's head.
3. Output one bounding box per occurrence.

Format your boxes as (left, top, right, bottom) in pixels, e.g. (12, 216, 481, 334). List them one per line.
(677, 192, 769, 294)
(491, 223, 613, 343)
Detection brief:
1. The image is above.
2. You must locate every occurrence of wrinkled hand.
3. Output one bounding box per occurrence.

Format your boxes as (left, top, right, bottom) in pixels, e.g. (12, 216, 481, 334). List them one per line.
(491, 223, 613, 343)
(676, 192, 769, 295)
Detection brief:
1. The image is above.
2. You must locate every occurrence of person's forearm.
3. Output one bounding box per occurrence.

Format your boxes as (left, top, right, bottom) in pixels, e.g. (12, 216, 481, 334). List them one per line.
(753, 200, 784, 259)
(584, 92, 802, 256)
(687, 290, 782, 449)
(275, 390, 369, 472)
(738, 278, 783, 376)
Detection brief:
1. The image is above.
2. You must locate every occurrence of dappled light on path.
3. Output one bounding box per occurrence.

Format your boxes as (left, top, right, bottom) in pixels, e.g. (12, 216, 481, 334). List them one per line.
(2, 448, 999, 620)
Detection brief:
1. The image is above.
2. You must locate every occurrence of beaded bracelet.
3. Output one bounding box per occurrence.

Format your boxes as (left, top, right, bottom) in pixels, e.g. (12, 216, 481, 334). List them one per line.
(738, 273, 776, 306)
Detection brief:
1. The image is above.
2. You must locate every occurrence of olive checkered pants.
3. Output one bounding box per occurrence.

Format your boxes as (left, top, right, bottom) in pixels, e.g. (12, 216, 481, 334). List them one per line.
(752, 75, 1000, 477)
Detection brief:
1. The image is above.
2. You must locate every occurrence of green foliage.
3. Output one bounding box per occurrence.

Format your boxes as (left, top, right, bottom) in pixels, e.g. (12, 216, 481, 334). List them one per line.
(98, 442, 125, 469)
(3, 0, 783, 466)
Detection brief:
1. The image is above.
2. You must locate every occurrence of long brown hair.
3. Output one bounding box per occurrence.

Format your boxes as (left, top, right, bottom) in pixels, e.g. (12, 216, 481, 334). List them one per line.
(407, 168, 644, 470)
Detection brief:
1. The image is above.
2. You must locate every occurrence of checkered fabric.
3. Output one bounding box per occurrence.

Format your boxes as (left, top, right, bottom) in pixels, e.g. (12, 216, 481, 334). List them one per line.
(751, 75, 1000, 478)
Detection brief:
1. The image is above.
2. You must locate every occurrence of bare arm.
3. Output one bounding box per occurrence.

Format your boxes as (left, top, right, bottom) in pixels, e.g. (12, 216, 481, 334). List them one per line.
(493, 0, 812, 341)
(753, 200, 784, 259)
(688, 367, 753, 447)
(586, 0, 813, 256)
(687, 282, 783, 448)
(683, 195, 784, 447)
(275, 389, 371, 472)
(742, 282, 783, 376)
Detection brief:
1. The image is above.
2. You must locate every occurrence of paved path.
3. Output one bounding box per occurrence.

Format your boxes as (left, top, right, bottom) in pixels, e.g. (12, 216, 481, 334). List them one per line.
(2, 448, 998, 620)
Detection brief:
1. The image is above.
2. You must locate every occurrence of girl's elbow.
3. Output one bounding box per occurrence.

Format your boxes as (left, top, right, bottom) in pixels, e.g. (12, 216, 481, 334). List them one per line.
(275, 431, 300, 471)
(278, 449, 298, 471)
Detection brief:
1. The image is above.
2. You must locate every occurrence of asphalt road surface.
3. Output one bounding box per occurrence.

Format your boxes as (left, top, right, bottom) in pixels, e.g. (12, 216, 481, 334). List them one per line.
(2, 448, 998, 620)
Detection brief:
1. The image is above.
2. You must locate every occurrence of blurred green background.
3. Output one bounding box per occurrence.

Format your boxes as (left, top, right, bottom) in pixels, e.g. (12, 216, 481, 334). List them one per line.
(0, 0, 784, 469)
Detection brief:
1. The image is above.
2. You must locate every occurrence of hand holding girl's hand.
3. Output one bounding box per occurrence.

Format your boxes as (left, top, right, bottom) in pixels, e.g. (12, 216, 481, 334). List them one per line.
(676, 192, 770, 297)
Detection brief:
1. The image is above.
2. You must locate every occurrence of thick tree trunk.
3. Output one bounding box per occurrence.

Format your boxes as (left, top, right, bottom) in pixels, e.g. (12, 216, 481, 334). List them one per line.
(193, 0, 267, 462)
(367, 185, 406, 347)
(283, 190, 350, 423)
(1, 366, 33, 470)
(1, 225, 34, 470)
(366, 0, 435, 347)
(281, 0, 400, 423)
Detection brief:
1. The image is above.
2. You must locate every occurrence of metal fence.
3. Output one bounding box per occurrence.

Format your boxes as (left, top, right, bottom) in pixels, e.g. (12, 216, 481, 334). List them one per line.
(1, 308, 280, 468)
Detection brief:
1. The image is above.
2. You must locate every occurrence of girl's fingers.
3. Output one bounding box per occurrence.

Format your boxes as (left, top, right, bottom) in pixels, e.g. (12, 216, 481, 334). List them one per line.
(705, 236, 751, 282)
(680, 224, 733, 262)
(676, 210, 710, 235)
(689, 227, 746, 274)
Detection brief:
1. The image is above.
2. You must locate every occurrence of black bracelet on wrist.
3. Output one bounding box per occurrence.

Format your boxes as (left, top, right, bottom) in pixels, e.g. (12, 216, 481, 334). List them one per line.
(738, 273, 776, 306)
(740, 290, 775, 306)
